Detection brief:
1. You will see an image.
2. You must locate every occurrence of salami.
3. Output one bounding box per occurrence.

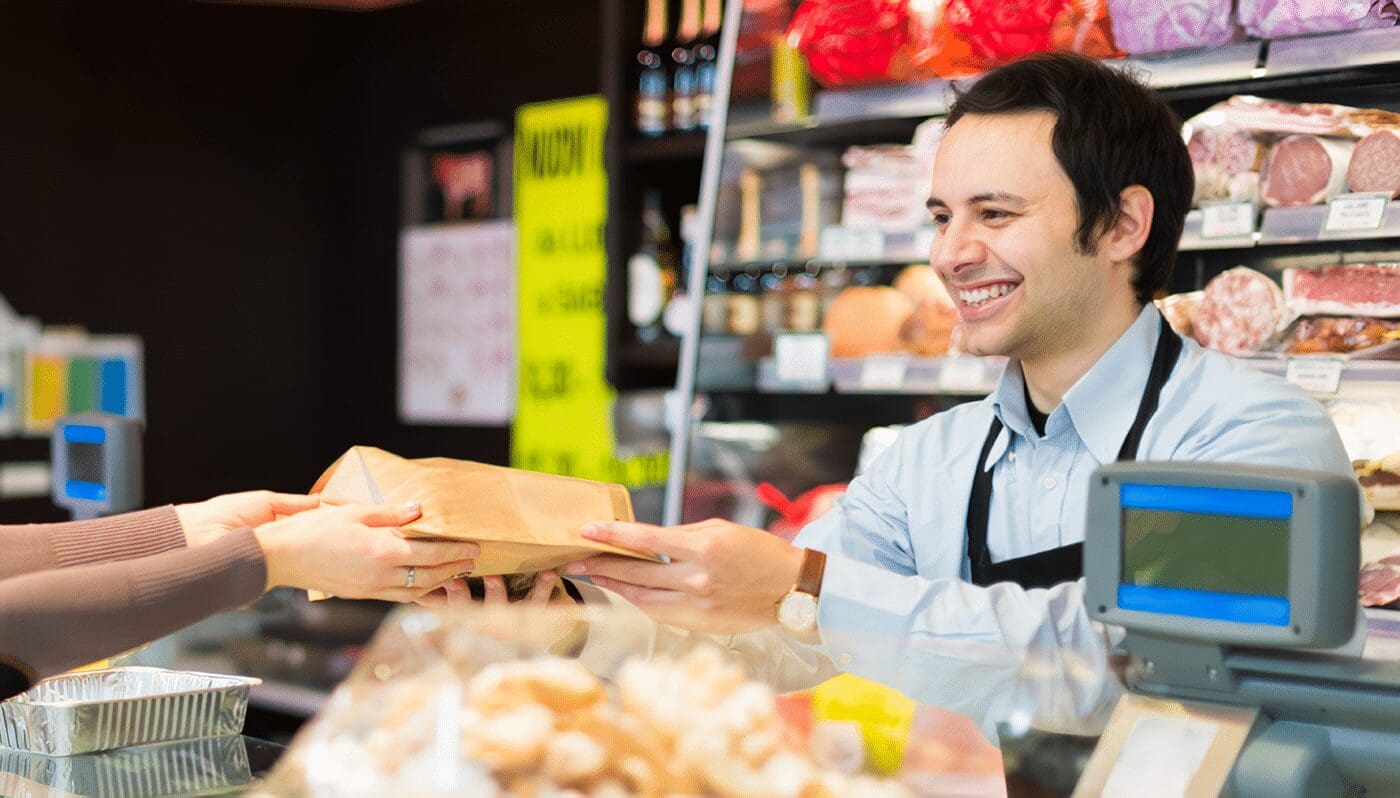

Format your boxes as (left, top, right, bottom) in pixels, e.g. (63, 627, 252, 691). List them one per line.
(1285, 264, 1400, 318)
(1189, 267, 1289, 355)
(1259, 135, 1354, 207)
(1238, 0, 1394, 39)
(1107, 0, 1237, 55)
(1347, 129, 1400, 199)
(1360, 558, 1400, 608)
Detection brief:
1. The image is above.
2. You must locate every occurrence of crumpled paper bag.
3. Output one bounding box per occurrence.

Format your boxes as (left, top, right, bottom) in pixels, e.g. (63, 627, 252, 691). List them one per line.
(309, 447, 654, 597)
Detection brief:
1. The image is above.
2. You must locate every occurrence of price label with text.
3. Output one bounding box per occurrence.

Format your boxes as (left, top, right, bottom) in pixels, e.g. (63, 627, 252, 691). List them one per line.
(1200, 201, 1256, 239)
(938, 357, 990, 393)
(859, 354, 910, 391)
(1285, 357, 1344, 395)
(1324, 193, 1390, 233)
(819, 226, 886, 262)
(774, 333, 830, 386)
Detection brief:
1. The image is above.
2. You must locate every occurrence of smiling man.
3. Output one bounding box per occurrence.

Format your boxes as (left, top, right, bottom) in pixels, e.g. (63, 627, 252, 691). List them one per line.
(562, 53, 1357, 735)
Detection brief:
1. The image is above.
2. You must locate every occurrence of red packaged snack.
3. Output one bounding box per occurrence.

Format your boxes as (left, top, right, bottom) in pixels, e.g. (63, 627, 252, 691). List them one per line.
(787, 0, 915, 87)
(945, 0, 1122, 65)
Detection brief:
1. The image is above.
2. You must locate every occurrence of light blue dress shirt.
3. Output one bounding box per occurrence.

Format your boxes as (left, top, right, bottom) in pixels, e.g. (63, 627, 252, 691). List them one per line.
(793, 304, 1356, 734)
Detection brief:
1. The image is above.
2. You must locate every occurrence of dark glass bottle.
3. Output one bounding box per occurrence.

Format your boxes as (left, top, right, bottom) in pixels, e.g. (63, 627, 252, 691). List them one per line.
(636, 0, 669, 137)
(628, 190, 678, 343)
(695, 0, 721, 129)
(671, 0, 701, 132)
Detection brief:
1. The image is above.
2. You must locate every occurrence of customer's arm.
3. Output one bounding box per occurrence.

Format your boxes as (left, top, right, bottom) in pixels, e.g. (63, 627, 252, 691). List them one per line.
(0, 492, 322, 582)
(0, 529, 266, 697)
(0, 507, 187, 580)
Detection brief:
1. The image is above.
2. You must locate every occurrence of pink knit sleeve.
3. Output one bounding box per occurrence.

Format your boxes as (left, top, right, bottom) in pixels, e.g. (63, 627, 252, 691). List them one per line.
(0, 506, 187, 580)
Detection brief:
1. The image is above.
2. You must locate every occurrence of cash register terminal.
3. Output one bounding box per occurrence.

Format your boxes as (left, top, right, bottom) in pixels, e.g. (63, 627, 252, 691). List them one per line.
(1081, 462, 1399, 797)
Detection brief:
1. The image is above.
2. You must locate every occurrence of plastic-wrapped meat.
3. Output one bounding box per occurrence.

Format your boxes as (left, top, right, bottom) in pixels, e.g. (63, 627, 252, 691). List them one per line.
(1285, 264, 1400, 318)
(1259, 135, 1355, 207)
(1237, 0, 1395, 38)
(1285, 316, 1400, 354)
(1107, 0, 1237, 54)
(1360, 556, 1400, 608)
(1189, 267, 1289, 355)
(1347, 129, 1400, 199)
(1189, 128, 1267, 204)
(1155, 291, 1203, 338)
(1208, 96, 1356, 138)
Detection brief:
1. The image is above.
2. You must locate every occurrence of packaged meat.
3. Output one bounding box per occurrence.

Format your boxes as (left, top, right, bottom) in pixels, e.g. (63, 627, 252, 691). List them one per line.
(1259, 135, 1355, 207)
(1155, 291, 1203, 339)
(787, 0, 916, 88)
(1285, 316, 1400, 355)
(1106, 0, 1237, 54)
(1347, 129, 1400, 199)
(823, 286, 915, 358)
(1359, 556, 1400, 608)
(1184, 121, 1268, 206)
(1193, 95, 1400, 140)
(894, 265, 960, 356)
(1285, 264, 1400, 318)
(1357, 454, 1400, 511)
(1189, 267, 1290, 355)
(1237, 0, 1395, 39)
(842, 145, 934, 232)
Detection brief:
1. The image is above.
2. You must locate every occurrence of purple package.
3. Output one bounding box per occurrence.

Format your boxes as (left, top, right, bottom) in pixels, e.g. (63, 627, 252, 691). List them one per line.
(1237, 0, 1396, 38)
(1108, 0, 1239, 54)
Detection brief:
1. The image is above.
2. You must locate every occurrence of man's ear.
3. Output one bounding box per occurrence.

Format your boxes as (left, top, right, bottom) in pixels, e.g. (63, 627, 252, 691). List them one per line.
(1102, 185, 1155, 265)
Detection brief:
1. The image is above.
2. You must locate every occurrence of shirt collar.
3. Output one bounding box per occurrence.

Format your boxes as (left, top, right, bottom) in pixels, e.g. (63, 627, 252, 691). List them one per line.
(1061, 303, 1164, 465)
(986, 303, 1164, 468)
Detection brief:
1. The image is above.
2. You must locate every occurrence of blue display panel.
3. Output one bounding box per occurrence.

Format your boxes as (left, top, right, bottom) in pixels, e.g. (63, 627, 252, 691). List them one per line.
(65, 480, 108, 502)
(1120, 482, 1292, 520)
(1118, 585, 1290, 626)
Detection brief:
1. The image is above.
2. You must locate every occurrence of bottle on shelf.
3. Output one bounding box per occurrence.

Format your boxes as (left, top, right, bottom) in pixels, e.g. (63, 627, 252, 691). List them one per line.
(727, 271, 762, 336)
(636, 0, 670, 137)
(702, 272, 731, 334)
(758, 265, 787, 335)
(671, 0, 702, 133)
(664, 204, 699, 339)
(694, 0, 721, 129)
(628, 190, 679, 344)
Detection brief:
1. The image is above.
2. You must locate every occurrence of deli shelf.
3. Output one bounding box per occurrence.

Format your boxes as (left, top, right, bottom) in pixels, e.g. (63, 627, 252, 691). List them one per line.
(757, 355, 1006, 396)
(1179, 202, 1400, 252)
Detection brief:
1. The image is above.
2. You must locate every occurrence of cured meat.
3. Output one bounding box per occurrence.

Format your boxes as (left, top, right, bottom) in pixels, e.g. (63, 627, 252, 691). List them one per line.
(1347, 129, 1400, 199)
(1238, 0, 1395, 39)
(1189, 267, 1289, 355)
(1285, 264, 1400, 318)
(1107, 0, 1237, 55)
(1155, 291, 1203, 339)
(1259, 135, 1354, 207)
(1285, 316, 1400, 354)
(1357, 453, 1400, 512)
(1360, 557, 1400, 608)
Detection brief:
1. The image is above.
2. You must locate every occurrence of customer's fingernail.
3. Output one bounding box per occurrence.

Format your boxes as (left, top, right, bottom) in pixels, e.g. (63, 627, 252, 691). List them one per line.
(564, 562, 586, 575)
(404, 501, 421, 513)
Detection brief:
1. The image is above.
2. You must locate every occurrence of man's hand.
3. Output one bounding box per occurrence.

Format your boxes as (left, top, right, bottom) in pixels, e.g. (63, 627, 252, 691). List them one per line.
(564, 519, 804, 634)
(175, 491, 321, 547)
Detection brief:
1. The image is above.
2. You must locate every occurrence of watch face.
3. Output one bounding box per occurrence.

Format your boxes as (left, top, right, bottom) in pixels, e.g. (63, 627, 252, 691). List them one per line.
(778, 592, 818, 632)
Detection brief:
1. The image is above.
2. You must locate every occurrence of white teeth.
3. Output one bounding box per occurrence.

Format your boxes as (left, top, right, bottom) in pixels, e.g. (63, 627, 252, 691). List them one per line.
(958, 283, 1016, 306)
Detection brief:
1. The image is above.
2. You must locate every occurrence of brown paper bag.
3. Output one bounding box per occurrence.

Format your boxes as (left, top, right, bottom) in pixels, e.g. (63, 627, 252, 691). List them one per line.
(308, 446, 655, 598)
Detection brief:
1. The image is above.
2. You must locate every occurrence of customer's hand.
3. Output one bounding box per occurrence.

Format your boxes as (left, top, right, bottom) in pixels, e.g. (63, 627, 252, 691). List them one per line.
(175, 491, 320, 548)
(418, 571, 587, 655)
(254, 502, 479, 601)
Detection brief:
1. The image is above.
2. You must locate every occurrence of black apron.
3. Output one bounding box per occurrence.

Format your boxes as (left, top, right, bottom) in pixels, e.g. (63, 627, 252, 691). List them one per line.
(966, 316, 1183, 589)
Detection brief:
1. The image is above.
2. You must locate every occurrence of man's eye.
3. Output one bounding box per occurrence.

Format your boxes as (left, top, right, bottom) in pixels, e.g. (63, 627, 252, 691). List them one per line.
(930, 212, 951, 226)
(981, 209, 1013, 221)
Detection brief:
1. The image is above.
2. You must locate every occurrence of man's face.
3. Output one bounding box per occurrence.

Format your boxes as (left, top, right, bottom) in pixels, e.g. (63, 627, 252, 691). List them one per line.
(926, 111, 1116, 361)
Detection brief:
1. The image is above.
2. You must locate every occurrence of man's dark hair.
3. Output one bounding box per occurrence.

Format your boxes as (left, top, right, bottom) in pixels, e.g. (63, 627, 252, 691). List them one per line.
(945, 52, 1193, 305)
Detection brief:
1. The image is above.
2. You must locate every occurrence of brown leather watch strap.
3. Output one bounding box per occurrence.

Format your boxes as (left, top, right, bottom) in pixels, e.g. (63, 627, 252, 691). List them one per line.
(796, 548, 827, 597)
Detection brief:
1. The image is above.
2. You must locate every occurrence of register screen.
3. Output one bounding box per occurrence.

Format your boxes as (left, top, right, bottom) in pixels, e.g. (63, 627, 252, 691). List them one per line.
(1118, 483, 1291, 626)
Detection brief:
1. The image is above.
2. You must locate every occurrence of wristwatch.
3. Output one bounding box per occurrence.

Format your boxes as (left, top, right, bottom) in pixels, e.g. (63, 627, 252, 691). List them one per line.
(776, 548, 827, 633)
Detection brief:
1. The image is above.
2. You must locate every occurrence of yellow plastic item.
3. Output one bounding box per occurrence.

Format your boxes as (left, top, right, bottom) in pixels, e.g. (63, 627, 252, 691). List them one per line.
(810, 673, 918, 775)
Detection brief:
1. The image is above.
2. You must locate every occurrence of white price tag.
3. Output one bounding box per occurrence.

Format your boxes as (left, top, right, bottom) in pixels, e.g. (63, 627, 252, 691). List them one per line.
(858, 354, 909, 391)
(1324, 193, 1390, 233)
(938, 357, 989, 393)
(774, 333, 830, 386)
(1200, 201, 1256, 239)
(913, 226, 938, 258)
(1285, 357, 1343, 395)
(818, 226, 886, 261)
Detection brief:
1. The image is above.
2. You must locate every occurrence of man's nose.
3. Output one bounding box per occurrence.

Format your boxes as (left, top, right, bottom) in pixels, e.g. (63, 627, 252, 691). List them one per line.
(931, 218, 987, 276)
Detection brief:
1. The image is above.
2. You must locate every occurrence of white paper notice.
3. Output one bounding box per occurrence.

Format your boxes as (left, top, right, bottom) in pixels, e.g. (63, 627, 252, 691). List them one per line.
(1102, 714, 1219, 798)
(1324, 193, 1390, 233)
(1200, 201, 1255, 239)
(399, 221, 516, 425)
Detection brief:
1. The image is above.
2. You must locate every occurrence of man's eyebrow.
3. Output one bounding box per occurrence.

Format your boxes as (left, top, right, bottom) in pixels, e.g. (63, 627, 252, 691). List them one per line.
(925, 192, 1028, 210)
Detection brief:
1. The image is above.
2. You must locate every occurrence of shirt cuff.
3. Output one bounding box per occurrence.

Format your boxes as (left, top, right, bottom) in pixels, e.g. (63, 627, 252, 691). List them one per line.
(49, 506, 187, 569)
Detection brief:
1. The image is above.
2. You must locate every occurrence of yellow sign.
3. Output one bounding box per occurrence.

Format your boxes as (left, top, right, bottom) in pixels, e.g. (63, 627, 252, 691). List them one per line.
(513, 96, 668, 487)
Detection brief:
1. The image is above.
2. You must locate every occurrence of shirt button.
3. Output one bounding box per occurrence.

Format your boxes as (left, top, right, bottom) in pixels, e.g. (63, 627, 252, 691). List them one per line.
(1043, 476, 1057, 490)
(838, 652, 853, 666)
(1008, 452, 1017, 463)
